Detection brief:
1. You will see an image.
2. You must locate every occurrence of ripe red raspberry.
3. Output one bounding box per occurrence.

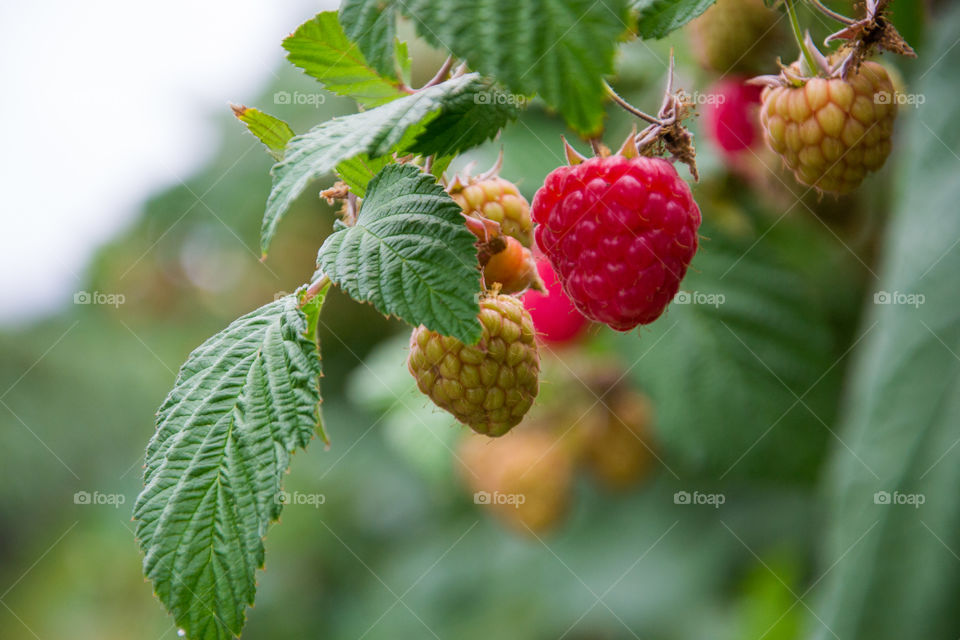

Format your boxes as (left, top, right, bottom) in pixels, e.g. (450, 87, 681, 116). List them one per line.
(407, 294, 540, 437)
(759, 61, 897, 194)
(704, 77, 763, 154)
(450, 176, 533, 247)
(522, 259, 589, 345)
(531, 155, 701, 331)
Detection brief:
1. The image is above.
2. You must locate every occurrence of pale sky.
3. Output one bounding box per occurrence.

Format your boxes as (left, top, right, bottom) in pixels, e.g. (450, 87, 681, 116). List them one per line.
(0, 0, 337, 324)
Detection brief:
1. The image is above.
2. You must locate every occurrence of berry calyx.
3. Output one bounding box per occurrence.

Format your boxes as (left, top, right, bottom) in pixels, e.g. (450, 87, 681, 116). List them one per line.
(407, 294, 540, 437)
(758, 60, 897, 194)
(522, 259, 589, 345)
(531, 147, 701, 332)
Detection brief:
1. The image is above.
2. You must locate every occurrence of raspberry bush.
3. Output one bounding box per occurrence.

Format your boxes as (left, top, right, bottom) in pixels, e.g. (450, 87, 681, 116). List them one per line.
(126, 1, 924, 638)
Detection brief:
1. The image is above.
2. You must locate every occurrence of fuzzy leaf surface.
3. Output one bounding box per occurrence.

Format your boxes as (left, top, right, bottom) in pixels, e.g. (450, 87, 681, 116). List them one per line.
(134, 292, 326, 640)
(317, 164, 482, 343)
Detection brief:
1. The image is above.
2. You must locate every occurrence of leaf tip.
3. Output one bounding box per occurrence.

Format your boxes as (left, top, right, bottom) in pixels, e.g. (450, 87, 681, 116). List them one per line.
(231, 103, 248, 119)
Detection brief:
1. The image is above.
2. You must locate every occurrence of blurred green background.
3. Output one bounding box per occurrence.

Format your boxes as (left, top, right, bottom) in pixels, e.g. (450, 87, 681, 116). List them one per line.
(2, 2, 959, 639)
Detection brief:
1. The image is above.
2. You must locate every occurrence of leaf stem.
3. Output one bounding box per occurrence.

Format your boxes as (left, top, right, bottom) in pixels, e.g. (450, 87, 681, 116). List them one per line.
(786, 0, 818, 74)
(603, 80, 662, 125)
(418, 56, 455, 90)
(301, 274, 331, 306)
(808, 0, 855, 25)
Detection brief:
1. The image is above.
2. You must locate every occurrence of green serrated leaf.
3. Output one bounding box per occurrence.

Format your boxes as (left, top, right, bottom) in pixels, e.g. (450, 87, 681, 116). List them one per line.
(809, 6, 960, 638)
(336, 154, 393, 198)
(232, 106, 295, 161)
(410, 81, 521, 157)
(260, 73, 481, 257)
(400, 0, 630, 135)
(339, 0, 399, 80)
(283, 12, 405, 108)
(133, 293, 326, 640)
(630, 0, 717, 39)
(318, 163, 482, 343)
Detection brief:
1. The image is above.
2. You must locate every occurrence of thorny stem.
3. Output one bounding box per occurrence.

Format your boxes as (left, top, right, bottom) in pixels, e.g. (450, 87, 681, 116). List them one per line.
(602, 80, 662, 125)
(301, 273, 331, 307)
(786, 0, 819, 74)
(808, 0, 855, 25)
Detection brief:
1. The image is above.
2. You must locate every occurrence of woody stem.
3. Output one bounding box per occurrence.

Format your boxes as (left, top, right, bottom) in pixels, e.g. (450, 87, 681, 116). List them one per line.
(603, 81, 662, 125)
(807, 0, 855, 24)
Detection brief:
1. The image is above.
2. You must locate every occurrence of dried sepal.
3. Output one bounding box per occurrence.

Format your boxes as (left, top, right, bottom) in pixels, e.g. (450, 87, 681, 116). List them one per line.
(825, 0, 916, 78)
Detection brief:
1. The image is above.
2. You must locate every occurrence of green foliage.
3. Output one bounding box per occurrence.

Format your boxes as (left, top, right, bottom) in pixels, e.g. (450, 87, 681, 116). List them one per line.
(283, 12, 406, 108)
(399, 0, 630, 135)
(335, 154, 393, 198)
(133, 292, 327, 640)
(317, 163, 482, 343)
(260, 73, 484, 257)
(631, 0, 717, 39)
(338, 0, 401, 80)
(410, 79, 521, 157)
(613, 223, 837, 481)
(809, 6, 960, 638)
(232, 106, 295, 161)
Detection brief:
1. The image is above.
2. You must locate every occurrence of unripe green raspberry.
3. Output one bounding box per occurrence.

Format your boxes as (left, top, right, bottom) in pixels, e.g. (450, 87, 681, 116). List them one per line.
(450, 177, 534, 247)
(760, 61, 897, 194)
(407, 294, 540, 437)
